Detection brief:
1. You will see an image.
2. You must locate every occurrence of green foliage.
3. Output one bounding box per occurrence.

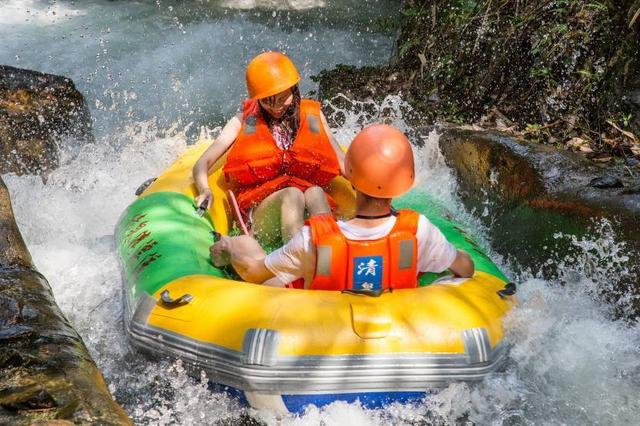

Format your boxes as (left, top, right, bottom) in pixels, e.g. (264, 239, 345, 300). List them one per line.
(320, 0, 640, 150)
(399, 38, 419, 58)
(530, 67, 551, 79)
(374, 16, 399, 34)
(524, 123, 543, 138)
(400, 6, 420, 17)
(552, 1, 571, 16)
(577, 69, 600, 81)
(620, 112, 634, 128)
(584, 2, 610, 12)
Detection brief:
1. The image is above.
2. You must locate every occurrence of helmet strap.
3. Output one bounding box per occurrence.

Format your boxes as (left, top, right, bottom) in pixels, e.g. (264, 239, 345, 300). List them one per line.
(354, 207, 397, 220)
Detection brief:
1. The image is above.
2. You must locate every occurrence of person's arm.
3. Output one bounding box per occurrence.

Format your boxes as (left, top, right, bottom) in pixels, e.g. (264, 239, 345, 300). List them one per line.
(448, 250, 475, 278)
(319, 111, 346, 176)
(417, 215, 475, 278)
(193, 113, 242, 209)
(210, 235, 275, 283)
(210, 228, 310, 287)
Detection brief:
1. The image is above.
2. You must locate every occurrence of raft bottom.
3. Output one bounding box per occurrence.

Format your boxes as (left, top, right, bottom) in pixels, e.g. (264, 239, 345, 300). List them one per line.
(208, 382, 428, 413)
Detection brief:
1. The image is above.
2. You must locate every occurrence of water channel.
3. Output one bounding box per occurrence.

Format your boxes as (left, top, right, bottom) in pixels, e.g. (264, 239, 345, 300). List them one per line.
(1, 1, 639, 424)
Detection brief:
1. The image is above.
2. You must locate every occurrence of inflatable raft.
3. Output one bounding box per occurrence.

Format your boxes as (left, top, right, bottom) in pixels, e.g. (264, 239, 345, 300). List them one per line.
(116, 141, 516, 413)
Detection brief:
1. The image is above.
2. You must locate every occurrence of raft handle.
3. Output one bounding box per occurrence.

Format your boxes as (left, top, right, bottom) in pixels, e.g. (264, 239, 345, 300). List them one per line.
(135, 177, 157, 196)
(159, 290, 193, 307)
(497, 282, 517, 299)
(341, 288, 390, 298)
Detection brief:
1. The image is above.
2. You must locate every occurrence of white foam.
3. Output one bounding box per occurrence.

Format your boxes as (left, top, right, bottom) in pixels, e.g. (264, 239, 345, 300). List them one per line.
(220, 0, 326, 10)
(0, 0, 85, 26)
(2, 9, 639, 423)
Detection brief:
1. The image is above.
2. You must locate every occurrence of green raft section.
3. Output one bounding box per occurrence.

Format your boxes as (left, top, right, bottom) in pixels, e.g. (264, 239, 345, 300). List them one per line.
(116, 192, 221, 302)
(394, 192, 507, 284)
(116, 191, 507, 299)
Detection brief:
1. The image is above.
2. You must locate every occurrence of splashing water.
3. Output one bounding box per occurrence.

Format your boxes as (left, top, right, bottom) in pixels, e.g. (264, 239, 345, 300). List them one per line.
(0, 0, 398, 138)
(5, 101, 640, 425)
(420, 220, 640, 425)
(2, 1, 640, 424)
(551, 220, 639, 316)
(0, 0, 86, 26)
(220, 0, 326, 10)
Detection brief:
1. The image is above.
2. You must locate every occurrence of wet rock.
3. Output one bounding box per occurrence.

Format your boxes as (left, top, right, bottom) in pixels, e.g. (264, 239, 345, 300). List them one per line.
(625, 157, 640, 167)
(630, 90, 640, 107)
(434, 127, 640, 314)
(0, 176, 131, 424)
(0, 176, 32, 269)
(436, 127, 640, 217)
(590, 176, 624, 189)
(20, 304, 39, 320)
(0, 65, 94, 176)
(0, 325, 34, 341)
(620, 184, 640, 195)
(0, 350, 32, 370)
(0, 294, 19, 326)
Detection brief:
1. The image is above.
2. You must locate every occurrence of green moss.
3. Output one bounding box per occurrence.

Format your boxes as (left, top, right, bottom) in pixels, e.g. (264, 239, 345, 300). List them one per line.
(318, 0, 640, 153)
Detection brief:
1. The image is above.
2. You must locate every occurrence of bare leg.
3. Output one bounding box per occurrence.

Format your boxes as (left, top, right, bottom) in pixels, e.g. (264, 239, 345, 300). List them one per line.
(252, 187, 305, 245)
(304, 186, 331, 215)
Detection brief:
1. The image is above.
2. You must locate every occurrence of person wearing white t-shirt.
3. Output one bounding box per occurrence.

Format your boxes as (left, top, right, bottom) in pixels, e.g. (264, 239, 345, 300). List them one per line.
(210, 124, 474, 288)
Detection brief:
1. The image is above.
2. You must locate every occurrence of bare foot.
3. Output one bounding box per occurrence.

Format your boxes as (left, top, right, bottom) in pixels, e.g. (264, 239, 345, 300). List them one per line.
(210, 237, 231, 267)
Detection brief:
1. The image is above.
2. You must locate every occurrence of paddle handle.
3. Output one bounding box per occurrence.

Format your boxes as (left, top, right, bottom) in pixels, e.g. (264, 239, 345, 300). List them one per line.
(227, 190, 251, 236)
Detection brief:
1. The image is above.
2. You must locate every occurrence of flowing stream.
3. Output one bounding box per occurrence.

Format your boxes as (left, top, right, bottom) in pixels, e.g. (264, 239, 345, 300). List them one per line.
(2, 1, 640, 424)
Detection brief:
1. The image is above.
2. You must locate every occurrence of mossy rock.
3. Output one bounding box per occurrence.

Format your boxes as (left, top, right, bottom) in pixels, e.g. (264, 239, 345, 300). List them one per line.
(0, 66, 94, 176)
(0, 177, 131, 424)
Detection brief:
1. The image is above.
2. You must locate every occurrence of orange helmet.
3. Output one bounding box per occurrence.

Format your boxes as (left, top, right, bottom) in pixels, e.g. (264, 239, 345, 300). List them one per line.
(246, 51, 301, 100)
(345, 124, 415, 198)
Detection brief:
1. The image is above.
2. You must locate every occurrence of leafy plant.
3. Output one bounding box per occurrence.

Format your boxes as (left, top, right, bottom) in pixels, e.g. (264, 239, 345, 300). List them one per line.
(374, 16, 399, 34)
(620, 112, 634, 128)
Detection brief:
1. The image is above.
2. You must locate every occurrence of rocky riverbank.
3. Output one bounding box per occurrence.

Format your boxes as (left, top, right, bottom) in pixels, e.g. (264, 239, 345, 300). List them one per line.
(0, 66, 130, 424)
(318, 0, 640, 161)
(434, 127, 639, 314)
(0, 177, 130, 425)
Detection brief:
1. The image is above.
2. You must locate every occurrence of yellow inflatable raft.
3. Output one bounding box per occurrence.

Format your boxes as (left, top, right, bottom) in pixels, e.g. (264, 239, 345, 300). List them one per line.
(116, 141, 516, 412)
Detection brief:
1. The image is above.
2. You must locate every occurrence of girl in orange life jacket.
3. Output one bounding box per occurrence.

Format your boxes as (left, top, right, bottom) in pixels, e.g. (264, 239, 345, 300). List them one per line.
(193, 51, 344, 244)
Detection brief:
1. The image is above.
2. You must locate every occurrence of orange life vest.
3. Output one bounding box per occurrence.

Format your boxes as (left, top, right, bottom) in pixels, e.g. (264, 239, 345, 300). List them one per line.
(223, 99, 340, 211)
(307, 210, 420, 291)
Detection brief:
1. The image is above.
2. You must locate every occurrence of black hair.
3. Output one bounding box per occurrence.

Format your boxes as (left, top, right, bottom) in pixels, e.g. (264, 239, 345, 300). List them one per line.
(259, 84, 301, 135)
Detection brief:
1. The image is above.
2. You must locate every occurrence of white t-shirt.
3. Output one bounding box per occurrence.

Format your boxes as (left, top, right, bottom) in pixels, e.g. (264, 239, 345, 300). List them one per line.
(264, 215, 458, 287)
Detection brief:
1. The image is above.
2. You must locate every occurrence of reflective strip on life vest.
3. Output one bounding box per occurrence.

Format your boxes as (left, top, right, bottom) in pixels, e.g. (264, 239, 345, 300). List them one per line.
(307, 113, 320, 134)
